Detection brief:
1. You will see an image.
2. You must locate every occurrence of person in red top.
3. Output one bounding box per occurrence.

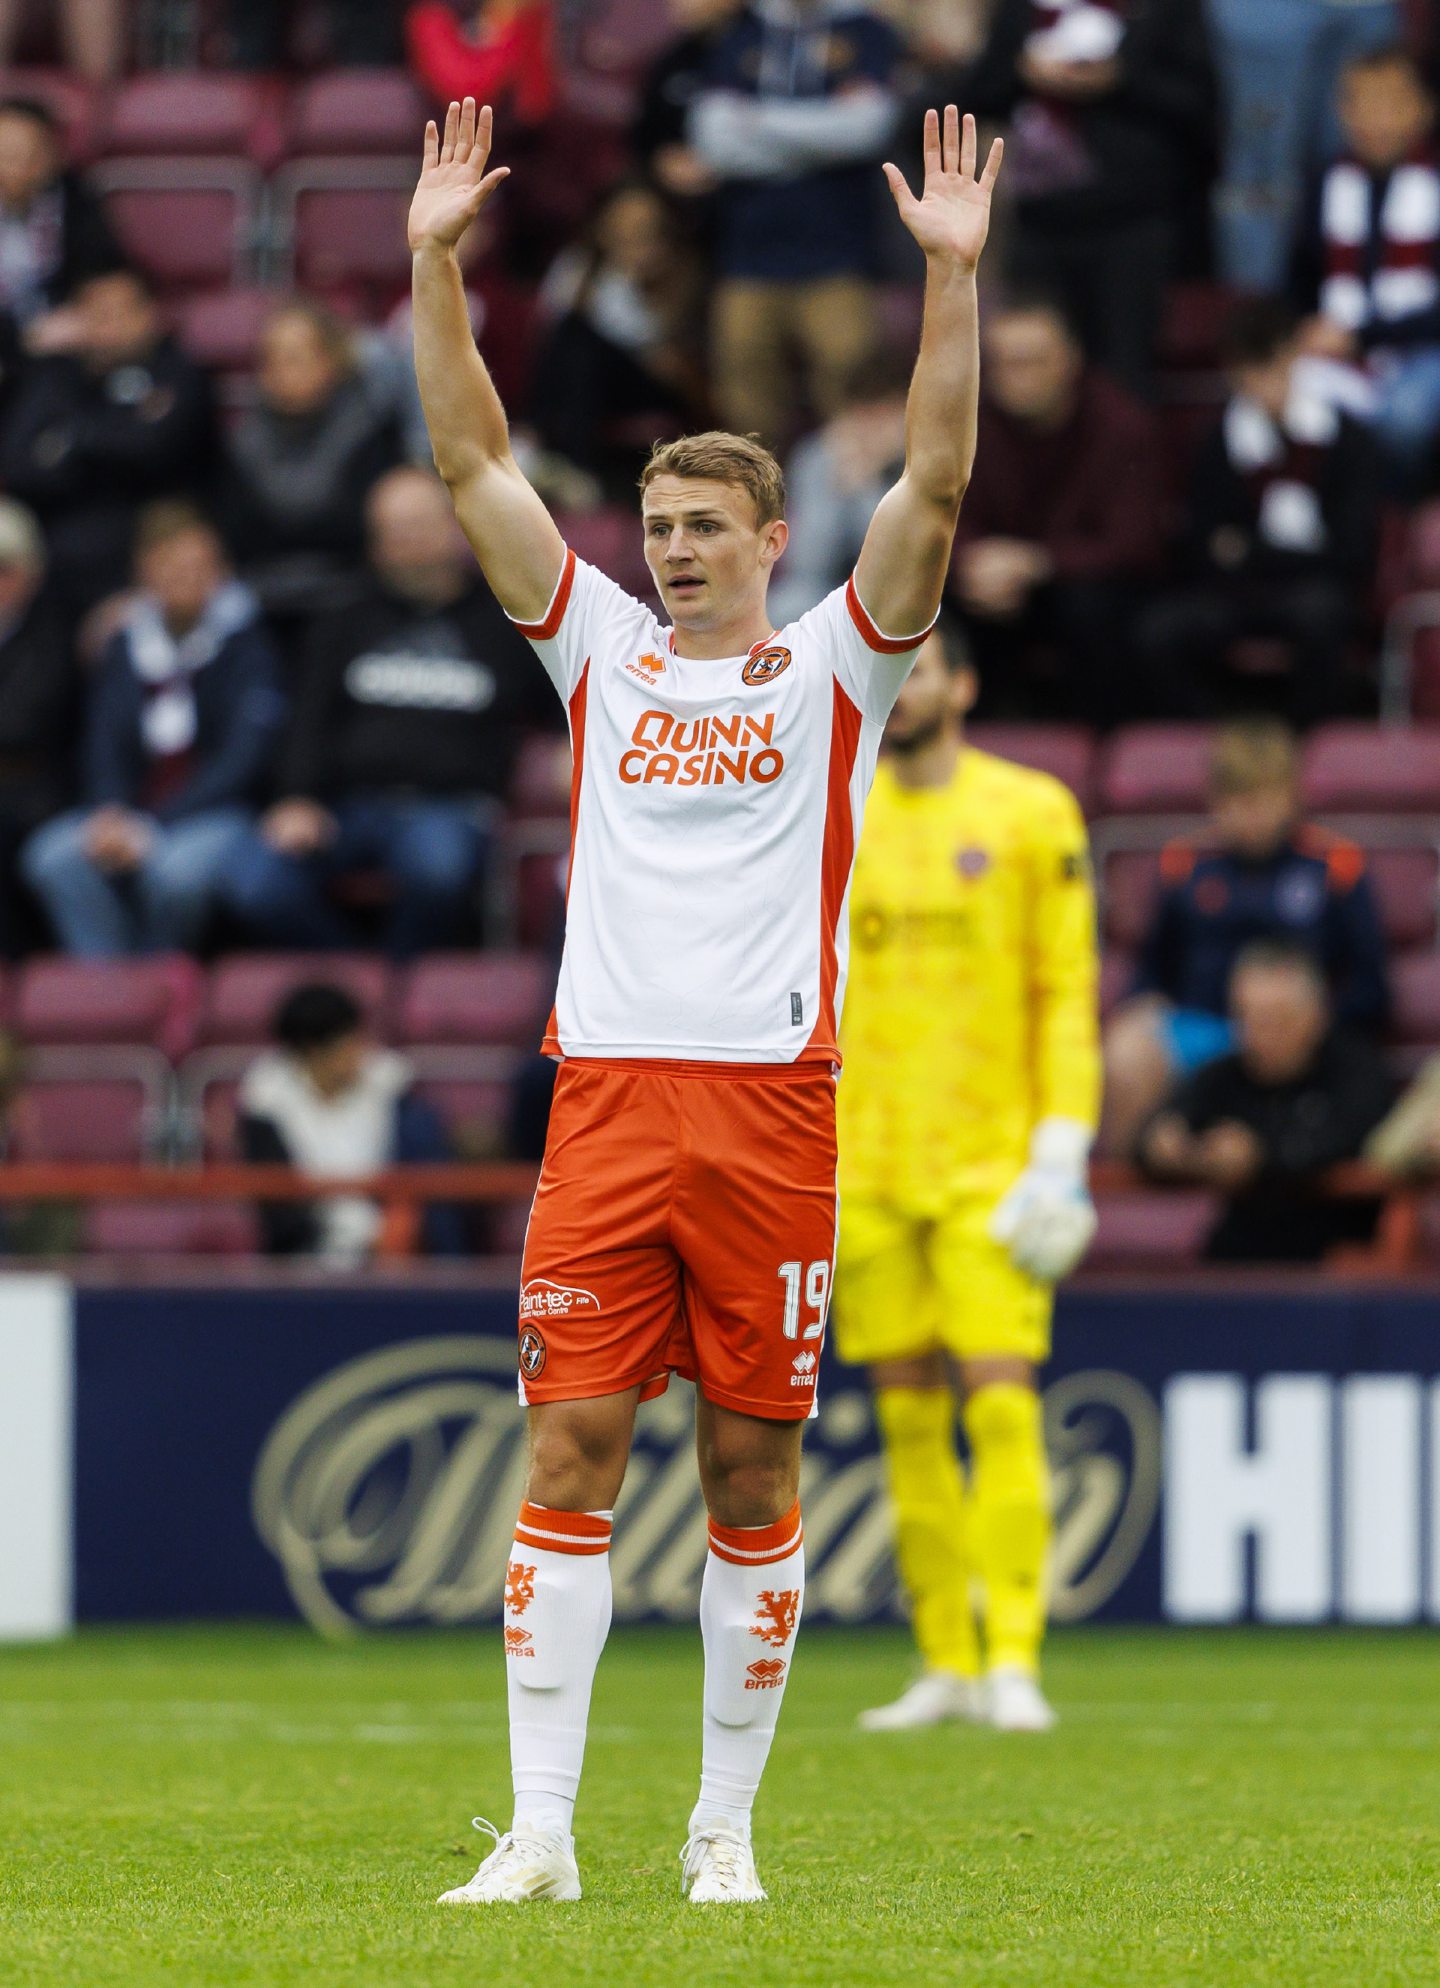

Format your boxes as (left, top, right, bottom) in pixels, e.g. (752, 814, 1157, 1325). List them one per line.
(406, 0, 557, 128)
(948, 289, 1164, 724)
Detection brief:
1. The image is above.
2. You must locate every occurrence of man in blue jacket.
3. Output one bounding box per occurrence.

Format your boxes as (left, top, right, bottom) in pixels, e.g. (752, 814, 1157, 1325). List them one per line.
(690, 0, 904, 447)
(1104, 718, 1389, 1150)
(22, 501, 283, 955)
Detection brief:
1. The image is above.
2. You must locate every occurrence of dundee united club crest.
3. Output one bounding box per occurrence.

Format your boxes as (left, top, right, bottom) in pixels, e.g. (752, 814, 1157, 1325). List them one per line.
(741, 644, 791, 687)
(519, 1326, 547, 1379)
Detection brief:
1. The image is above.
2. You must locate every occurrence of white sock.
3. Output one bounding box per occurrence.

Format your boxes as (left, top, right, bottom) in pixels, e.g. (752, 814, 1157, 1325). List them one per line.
(692, 1500, 805, 1840)
(504, 1500, 613, 1838)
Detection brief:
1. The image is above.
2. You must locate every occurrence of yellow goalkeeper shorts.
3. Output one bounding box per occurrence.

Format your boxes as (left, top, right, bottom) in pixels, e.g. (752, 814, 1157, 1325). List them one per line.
(832, 1194, 1052, 1368)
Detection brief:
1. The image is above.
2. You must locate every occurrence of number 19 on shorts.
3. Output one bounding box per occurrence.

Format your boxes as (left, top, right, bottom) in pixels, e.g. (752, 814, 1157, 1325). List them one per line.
(778, 1259, 830, 1340)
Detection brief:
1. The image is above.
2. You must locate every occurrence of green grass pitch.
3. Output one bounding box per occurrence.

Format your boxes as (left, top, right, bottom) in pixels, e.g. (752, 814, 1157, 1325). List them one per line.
(2, 1623, 1437, 1987)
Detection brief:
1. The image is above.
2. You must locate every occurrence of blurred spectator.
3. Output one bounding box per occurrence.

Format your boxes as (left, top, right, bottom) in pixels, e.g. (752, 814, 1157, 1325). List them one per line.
(530, 180, 705, 498)
(948, 291, 1163, 724)
(224, 466, 553, 960)
(405, 0, 557, 126)
(21, 504, 283, 958)
(1366, 1054, 1440, 1176)
(239, 983, 463, 1263)
(961, 0, 1215, 395)
(1212, 0, 1400, 292)
(1137, 939, 1393, 1262)
(0, 266, 217, 615)
(221, 300, 403, 639)
(1103, 718, 1389, 1154)
(228, 0, 402, 67)
(1292, 45, 1440, 492)
(367, 206, 533, 462)
(634, 0, 743, 202)
(1137, 299, 1381, 727)
(0, 96, 122, 346)
(770, 348, 908, 624)
(690, 0, 903, 448)
(0, 500, 76, 958)
(0, 1, 125, 80)
(879, 0, 992, 67)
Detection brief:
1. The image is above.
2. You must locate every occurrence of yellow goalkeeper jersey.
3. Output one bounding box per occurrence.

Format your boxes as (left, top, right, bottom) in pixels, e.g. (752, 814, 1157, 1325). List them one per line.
(838, 746, 1100, 1209)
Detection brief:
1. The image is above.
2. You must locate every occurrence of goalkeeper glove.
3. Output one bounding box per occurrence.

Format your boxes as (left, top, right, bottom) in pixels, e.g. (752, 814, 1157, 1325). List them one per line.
(990, 1117, 1097, 1284)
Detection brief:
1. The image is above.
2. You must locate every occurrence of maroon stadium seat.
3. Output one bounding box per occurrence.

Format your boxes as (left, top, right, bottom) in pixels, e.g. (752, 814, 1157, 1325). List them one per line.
(509, 735, 571, 821)
(1391, 950, 1440, 1047)
(396, 953, 552, 1047)
(1158, 282, 1233, 373)
(968, 724, 1096, 812)
(197, 954, 393, 1047)
(1099, 848, 1165, 952)
(85, 1199, 259, 1256)
(1097, 725, 1212, 815)
(1100, 948, 1134, 1018)
(176, 285, 276, 377)
(288, 70, 428, 156)
(1410, 627, 1440, 723)
(492, 1198, 532, 1255)
(1086, 1190, 1218, 1271)
(1364, 845, 1440, 948)
(8, 1074, 161, 1162)
(1408, 500, 1440, 587)
(96, 166, 258, 289)
(409, 1046, 522, 1157)
(1303, 724, 1440, 814)
(512, 847, 566, 949)
(284, 168, 416, 296)
(13, 956, 201, 1058)
(101, 74, 280, 162)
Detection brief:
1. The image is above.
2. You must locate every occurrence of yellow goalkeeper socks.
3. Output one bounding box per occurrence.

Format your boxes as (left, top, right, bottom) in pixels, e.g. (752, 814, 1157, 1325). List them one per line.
(873, 1387, 979, 1679)
(963, 1382, 1050, 1675)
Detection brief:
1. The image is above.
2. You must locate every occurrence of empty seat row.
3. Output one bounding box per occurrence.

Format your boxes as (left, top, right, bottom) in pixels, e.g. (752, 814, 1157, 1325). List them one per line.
(5, 69, 432, 169)
(969, 721, 1440, 820)
(0, 950, 553, 1060)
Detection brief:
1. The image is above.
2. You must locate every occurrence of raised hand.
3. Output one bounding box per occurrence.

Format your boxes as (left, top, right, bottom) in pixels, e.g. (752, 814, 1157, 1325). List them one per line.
(408, 97, 510, 255)
(883, 107, 1002, 270)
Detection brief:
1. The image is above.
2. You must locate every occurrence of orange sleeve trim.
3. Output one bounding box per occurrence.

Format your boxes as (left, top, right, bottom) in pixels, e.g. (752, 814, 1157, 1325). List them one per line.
(844, 573, 937, 655)
(511, 546, 576, 640)
(708, 1500, 803, 1565)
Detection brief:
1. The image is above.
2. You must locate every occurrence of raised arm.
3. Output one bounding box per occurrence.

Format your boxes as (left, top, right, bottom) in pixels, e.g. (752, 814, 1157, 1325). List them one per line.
(408, 98, 565, 623)
(853, 107, 1001, 637)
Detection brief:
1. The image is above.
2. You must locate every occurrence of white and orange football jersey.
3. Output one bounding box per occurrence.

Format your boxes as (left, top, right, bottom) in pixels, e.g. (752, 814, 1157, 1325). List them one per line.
(512, 548, 932, 1064)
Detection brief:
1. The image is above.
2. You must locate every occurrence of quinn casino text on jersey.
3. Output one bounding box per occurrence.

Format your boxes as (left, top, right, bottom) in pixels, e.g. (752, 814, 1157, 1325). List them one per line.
(619, 708, 785, 787)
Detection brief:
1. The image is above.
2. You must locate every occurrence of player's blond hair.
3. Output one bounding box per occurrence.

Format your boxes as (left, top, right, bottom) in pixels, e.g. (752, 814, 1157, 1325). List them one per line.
(1209, 718, 1297, 797)
(639, 431, 786, 528)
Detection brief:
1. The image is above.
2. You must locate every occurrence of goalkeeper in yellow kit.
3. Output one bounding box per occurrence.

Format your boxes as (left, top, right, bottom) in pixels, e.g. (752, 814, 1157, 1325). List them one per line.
(834, 621, 1100, 1733)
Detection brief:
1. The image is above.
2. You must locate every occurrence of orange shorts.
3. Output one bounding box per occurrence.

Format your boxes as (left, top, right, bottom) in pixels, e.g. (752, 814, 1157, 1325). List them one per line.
(517, 1059, 839, 1421)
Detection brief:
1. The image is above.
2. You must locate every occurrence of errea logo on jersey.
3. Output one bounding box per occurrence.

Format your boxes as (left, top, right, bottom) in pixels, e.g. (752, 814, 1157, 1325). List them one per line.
(619, 709, 784, 788)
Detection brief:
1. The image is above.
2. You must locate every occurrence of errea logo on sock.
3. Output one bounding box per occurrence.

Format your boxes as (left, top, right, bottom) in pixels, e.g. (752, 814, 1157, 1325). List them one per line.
(504, 1626, 535, 1657)
(745, 1658, 787, 1690)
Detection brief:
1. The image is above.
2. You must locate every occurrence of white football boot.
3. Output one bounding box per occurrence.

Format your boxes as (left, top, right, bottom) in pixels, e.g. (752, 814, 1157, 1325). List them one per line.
(857, 1670, 983, 1732)
(680, 1824, 767, 1904)
(985, 1666, 1057, 1732)
(437, 1817, 582, 1903)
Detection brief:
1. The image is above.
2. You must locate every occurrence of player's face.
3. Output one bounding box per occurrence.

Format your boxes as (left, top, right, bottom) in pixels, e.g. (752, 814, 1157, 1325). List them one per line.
(641, 475, 786, 635)
(885, 634, 973, 750)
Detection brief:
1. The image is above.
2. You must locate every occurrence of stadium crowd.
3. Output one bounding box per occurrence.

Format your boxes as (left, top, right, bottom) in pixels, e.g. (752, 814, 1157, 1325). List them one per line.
(2, 0, 1440, 1265)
